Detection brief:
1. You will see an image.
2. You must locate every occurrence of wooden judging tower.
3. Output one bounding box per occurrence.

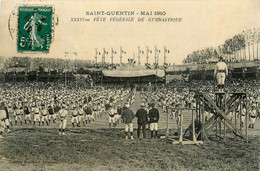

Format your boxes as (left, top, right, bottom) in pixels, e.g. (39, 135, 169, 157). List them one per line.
(162, 91, 249, 145)
(194, 91, 248, 143)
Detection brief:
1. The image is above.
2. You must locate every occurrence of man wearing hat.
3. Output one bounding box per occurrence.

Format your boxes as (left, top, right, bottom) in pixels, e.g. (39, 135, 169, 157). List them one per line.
(148, 103, 160, 138)
(214, 57, 228, 92)
(58, 103, 68, 135)
(121, 104, 135, 139)
(135, 103, 148, 139)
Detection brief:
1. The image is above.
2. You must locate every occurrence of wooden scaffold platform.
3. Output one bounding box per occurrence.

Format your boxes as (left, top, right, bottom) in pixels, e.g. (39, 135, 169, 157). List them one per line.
(161, 91, 249, 145)
(195, 92, 248, 143)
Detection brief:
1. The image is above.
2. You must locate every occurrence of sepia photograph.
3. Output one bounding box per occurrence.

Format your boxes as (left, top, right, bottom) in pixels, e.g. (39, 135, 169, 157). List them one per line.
(0, 0, 259, 170)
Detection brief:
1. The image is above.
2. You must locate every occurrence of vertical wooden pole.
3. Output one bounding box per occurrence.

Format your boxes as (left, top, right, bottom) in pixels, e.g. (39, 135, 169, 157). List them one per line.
(240, 100, 242, 131)
(166, 107, 169, 138)
(215, 95, 218, 137)
(235, 101, 237, 128)
(245, 95, 248, 143)
(179, 110, 183, 143)
(224, 93, 226, 140)
(199, 101, 201, 125)
(192, 109, 196, 141)
(219, 118, 221, 137)
(219, 94, 222, 137)
(196, 97, 198, 121)
(216, 118, 218, 137)
(201, 97, 205, 141)
(218, 95, 222, 137)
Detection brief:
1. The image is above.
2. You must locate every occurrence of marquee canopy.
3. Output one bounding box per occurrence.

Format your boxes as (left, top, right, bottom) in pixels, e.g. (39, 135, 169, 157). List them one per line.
(102, 69, 165, 78)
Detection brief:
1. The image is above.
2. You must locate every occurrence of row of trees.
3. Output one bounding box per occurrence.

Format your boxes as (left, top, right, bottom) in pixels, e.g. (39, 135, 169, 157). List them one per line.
(0, 56, 94, 72)
(183, 28, 260, 64)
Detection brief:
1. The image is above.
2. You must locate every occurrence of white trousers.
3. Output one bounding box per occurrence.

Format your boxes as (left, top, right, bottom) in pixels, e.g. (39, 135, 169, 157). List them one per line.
(5, 119, 10, 126)
(216, 72, 225, 85)
(48, 114, 56, 120)
(60, 119, 67, 129)
(115, 115, 121, 121)
(86, 115, 94, 121)
(150, 123, 158, 131)
(71, 116, 79, 123)
(15, 115, 22, 121)
(125, 123, 133, 132)
(34, 114, 41, 122)
(0, 121, 5, 132)
(251, 117, 256, 124)
(78, 115, 84, 121)
(109, 116, 116, 123)
(25, 114, 31, 120)
(41, 115, 48, 122)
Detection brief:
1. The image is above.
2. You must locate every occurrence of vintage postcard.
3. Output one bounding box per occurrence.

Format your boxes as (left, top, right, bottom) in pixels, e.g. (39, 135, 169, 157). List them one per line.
(0, 0, 259, 170)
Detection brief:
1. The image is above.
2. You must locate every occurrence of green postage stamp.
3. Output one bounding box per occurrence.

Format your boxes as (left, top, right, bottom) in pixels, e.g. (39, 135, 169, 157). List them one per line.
(17, 6, 53, 53)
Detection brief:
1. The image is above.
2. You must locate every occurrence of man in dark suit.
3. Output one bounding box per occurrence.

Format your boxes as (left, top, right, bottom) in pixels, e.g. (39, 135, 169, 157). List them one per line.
(135, 103, 148, 139)
(148, 103, 159, 138)
(122, 104, 135, 139)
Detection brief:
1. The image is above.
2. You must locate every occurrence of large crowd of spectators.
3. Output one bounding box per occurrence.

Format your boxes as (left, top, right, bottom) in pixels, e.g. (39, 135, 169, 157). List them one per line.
(0, 77, 258, 137)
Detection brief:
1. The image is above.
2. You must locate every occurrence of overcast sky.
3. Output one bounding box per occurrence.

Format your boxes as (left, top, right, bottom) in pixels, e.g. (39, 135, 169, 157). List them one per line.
(0, 0, 260, 65)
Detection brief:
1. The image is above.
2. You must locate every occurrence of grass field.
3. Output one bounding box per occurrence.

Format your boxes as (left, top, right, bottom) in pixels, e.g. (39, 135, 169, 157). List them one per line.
(0, 127, 259, 171)
(0, 91, 259, 170)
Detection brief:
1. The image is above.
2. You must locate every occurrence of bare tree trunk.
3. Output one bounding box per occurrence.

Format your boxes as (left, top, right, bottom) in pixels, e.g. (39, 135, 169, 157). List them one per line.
(257, 42, 259, 60)
(237, 51, 239, 62)
(244, 47, 247, 61)
(253, 41, 255, 60)
(239, 49, 242, 62)
(248, 44, 251, 61)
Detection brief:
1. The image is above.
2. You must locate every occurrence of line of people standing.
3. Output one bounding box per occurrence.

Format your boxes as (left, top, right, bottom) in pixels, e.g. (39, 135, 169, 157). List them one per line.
(121, 102, 160, 140)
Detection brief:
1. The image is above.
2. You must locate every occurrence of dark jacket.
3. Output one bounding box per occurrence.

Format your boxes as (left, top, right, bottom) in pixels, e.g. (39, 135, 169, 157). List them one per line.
(117, 107, 122, 115)
(122, 108, 135, 124)
(48, 107, 54, 115)
(4, 106, 9, 119)
(84, 107, 92, 115)
(135, 108, 148, 125)
(149, 108, 159, 123)
(105, 103, 111, 110)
